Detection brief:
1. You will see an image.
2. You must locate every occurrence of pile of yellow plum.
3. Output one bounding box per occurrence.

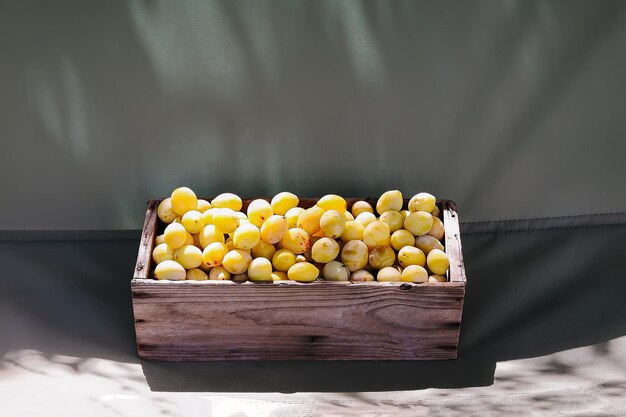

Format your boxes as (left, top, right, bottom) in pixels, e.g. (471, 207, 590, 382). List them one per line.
(152, 188, 449, 283)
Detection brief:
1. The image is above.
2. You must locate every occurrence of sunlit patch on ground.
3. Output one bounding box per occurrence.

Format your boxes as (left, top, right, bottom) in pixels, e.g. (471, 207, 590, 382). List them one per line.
(1, 337, 625, 416)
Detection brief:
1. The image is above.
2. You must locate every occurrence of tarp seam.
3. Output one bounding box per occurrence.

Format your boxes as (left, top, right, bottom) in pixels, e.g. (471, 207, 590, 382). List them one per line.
(463, 211, 626, 224)
(461, 222, 626, 235)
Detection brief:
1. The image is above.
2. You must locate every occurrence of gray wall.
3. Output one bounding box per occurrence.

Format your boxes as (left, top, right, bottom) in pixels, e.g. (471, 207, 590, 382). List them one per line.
(1, 0, 625, 230)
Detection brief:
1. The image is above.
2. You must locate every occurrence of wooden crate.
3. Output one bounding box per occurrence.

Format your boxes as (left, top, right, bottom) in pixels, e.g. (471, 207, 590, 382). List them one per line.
(132, 198, 466, 361)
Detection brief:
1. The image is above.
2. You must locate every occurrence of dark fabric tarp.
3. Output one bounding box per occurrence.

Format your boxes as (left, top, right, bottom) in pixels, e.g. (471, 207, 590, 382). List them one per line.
(1, 0, 626, 230)
(1, 0, 625, 406)
(2, 218, 625, 391)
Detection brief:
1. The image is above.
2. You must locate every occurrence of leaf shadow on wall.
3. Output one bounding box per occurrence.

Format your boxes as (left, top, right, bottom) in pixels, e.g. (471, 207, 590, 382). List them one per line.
(4, 0, 626, 230)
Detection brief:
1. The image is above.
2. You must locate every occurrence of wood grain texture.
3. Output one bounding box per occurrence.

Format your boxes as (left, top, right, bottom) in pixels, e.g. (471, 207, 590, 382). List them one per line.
(132, 280, 464, 361)
(133, 200, 158, 280)
(442, 200, 467, 283)
(131, 196, 467, 361)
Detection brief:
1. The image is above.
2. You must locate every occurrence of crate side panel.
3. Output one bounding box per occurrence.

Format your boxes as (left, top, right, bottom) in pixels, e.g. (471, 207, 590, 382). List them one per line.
(132, 282, 464, 360)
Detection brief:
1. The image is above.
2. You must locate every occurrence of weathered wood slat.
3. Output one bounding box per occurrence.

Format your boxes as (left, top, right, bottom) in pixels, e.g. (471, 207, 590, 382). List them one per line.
(131, 196, 467, 361)
(133, 281, 464, 360)
(443, 200, 466, 283)
(133, 200, 158, 280)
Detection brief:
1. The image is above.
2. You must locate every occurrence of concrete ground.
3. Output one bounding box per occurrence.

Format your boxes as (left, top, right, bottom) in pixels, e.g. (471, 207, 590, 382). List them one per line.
(1, 336, 624, 416)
